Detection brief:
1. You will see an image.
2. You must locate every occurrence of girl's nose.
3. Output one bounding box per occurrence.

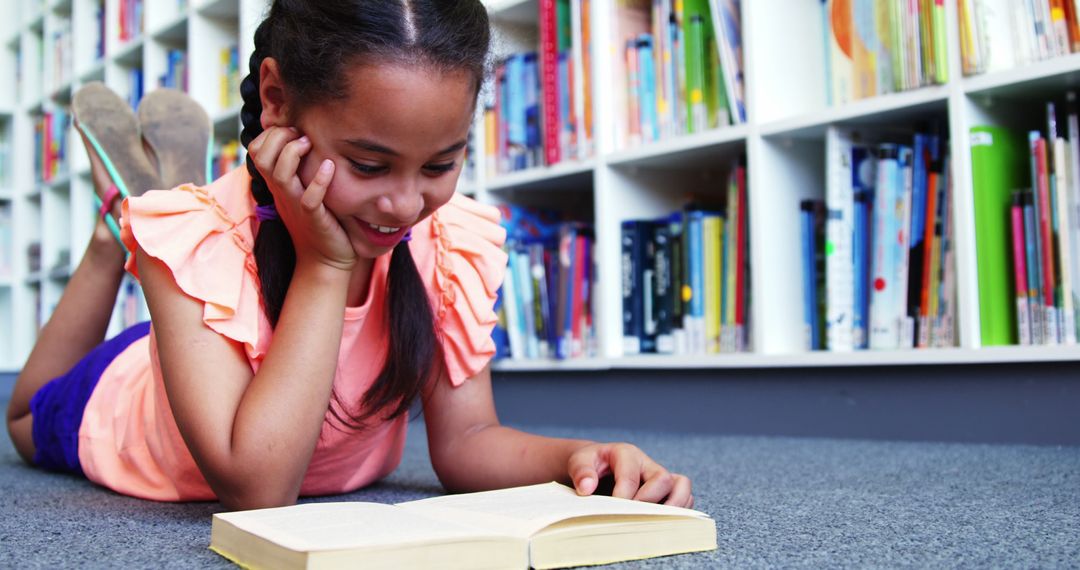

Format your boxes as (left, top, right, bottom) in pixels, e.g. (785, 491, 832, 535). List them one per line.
(376, 177, 424, 224)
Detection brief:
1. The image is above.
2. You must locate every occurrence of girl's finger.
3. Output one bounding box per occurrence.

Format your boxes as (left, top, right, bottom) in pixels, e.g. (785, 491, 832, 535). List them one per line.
(633, 464, 675, 504)
(662, 474, 694, 508)
(610, 445, 644, 500)
(272, 135, 312, 195)
(251, 127, 298, 183)
(301, 160, 336, 212)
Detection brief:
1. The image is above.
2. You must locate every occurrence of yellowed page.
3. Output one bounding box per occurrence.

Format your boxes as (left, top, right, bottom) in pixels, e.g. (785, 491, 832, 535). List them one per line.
(398, 482, 710, 537)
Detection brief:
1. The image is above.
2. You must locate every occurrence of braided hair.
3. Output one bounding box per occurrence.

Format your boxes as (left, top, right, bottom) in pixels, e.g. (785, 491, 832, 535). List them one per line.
(238, 0, 491, 427)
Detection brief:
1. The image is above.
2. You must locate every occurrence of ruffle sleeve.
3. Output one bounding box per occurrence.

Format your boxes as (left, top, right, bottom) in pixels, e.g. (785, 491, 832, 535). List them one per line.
(119, 167, 267, 360)
(426, 194, 508, 385)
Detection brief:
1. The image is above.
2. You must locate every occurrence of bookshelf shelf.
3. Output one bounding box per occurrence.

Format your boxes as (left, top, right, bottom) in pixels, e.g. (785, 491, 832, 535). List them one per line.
(760, 87, 952, 139)
(607, 125, 751, 169)
(487, 160, 596, 192)
(0, 278, 12, 288)
(212, 105, 241, 132)
(151, 14, 190, 43)
(78, 61, 105, 84)
(492, 357, 611, 372)
(963, 52, 1080, 98)
(197, 0, 240, 19)
(113, 38, 144, 67)
(49, 82, 72, 105)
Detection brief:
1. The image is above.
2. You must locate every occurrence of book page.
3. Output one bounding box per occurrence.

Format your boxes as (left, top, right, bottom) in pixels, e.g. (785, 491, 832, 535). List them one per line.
(214, 502, 506, 552)
(399, 482, 709, 537)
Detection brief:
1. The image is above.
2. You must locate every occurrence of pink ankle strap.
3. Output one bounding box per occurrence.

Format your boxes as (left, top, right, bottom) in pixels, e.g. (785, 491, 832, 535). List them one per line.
(99, 185, 122, 220)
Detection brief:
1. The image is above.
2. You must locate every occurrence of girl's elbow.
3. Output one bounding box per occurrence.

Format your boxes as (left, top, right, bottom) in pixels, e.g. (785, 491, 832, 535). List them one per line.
(218, 486, 298, 512)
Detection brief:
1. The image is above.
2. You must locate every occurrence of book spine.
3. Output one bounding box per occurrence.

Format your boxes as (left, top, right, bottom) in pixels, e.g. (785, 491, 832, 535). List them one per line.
(825, 127, 855, 351)
(802, 200, 819, 350)
(502, 246, 524, 359)
(654, 223, 676, 353)
(1024, 190, 1046, 345)
(734, 162, 749, 351)
(1012, 192, 1034, 346)
(1032, 133, 1059, 344)
(870, 144, 900, 349)
(1054, 137, 1077, 344)
(687, 210, 706, 353)
(703, 214, 722, 353)
(540, 0, 562, 166)
(852, 152, 874, 349)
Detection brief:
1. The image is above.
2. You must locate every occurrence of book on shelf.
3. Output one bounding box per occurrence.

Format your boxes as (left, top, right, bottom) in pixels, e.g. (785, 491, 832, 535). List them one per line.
(119, 0, 144, 43)
(159, 49, 188, 92)
(0, 201, 11, 280)
(34, 109, 69, 184)
(484, 0, 594, 178)
(613, 0, 743, 150)
(971, 95, 1080, 346)
(210, 482, 716, 570)
(49, 18, 73, 92)
(621, 160, 749, 356)
(807, 128, 955, 351)
(959, 0, 1080, 76)
(128, 67, 144, 110)
(824, 0, 947, 105)
(220, 44, 241, 110)
(212, 139, 242, 182)
(494, 205, 596, 361)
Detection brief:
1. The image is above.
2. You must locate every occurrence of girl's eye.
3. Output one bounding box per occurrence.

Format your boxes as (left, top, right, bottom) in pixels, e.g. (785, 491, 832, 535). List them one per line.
(424, 162, 457, 174)
(348, 160, 386, 175)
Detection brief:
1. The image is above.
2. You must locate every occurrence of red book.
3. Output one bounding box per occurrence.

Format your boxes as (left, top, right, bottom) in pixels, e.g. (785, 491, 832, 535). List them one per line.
(539, 0, 562, 166)
(1033, 136, 1056, 310)
(917, 169, 939, 347)
(571, 233, 587, 357)
(734, 164, 747, 350)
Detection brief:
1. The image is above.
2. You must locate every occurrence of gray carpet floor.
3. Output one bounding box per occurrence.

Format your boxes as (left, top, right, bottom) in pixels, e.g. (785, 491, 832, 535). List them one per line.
(1, 381, 1078, 569)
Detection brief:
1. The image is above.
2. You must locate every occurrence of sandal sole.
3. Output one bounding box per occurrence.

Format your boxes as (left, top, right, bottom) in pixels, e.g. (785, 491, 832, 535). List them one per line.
(138, 89, 212, 188)
(71, 82, 162, 198)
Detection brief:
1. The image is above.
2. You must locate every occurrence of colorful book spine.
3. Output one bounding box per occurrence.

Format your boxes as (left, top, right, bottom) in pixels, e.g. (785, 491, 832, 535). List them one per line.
(1012, 191, 1034, 345)
(825, 126, 855, 351)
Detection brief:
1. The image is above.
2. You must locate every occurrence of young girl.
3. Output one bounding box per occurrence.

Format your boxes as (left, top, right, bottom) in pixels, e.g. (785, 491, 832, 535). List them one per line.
(6, 0, 694, 511)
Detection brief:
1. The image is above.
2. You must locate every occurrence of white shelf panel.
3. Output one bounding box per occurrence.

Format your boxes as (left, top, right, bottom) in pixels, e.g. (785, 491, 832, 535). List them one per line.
(492, 357, 611, 372)
(607, 125, 750, 169)
(151, 14, 190, 43)
(113, 38, 145, 68)
(760, 86, 950, 139)
(487, 159, 596, 192)
(963, 52, 1080, 98)
(196, 0, 240, 19)
(495, 346, 1080, 371)
(0, 276, 13, 288)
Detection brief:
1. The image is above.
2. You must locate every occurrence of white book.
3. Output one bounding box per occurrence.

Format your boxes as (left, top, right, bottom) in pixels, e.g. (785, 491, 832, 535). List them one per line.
(975, 0, 1017, 72)
(895, 146, 915, 349)
(825, 126, 856, 352)
(1054, 137, 1077, 344)
(569, 0, 591, 159)
(1068, 94, 1080, 343)
(870, 146, 901, 350)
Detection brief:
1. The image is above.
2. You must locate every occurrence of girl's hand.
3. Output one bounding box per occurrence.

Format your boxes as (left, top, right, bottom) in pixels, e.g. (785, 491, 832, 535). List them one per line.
(568, 442, 694, 508)
(247, 126, 356, 272)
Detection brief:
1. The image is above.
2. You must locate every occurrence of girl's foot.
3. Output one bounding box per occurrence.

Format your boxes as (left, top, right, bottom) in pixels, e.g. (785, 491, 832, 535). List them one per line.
(138, 89, 212, 188)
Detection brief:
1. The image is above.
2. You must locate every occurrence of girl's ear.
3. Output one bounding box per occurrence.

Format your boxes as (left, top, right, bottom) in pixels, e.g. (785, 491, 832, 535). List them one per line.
(259, 58, 290, 129)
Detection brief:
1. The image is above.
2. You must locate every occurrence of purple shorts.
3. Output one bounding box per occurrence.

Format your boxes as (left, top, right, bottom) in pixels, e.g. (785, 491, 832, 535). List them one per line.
(29, 322, 151, 475)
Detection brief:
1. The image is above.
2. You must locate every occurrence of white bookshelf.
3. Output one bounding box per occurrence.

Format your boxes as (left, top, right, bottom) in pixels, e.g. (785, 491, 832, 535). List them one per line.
(2, 0, 1080, 373)
(0, 0, 263, 371)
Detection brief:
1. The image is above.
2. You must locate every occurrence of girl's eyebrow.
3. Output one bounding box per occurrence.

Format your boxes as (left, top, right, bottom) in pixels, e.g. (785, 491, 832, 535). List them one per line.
(345, 139, 468, 157)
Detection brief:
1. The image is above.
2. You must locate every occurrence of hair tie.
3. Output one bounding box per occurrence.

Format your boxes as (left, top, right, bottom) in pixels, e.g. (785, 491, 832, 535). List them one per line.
(402, 228, 413, 242)
(256, 204, 279, 221)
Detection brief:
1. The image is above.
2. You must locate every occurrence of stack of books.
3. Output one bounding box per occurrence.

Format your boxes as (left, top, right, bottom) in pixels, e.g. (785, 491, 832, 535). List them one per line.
(34, 109, 70, 184)
(960, 0, 1080, 76)
(484, 0, 595, 177)
(622, 159, 749, 355)
(118, 0, 144, 43)
(823, 0, 949, 106)
(802, 127, 955, 351)
(159, 49, 188, 91)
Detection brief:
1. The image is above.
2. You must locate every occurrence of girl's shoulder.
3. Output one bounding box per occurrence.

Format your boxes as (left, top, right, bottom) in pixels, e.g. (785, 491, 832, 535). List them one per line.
(120, 166, 266, 360)
(409, 193, 508, 385)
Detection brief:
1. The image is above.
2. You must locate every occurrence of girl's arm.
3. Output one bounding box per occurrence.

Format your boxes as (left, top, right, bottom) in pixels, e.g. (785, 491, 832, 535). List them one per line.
(142, 127, 354, 511)
(141, 248, 349, 511)
(421, 365, 694, 507)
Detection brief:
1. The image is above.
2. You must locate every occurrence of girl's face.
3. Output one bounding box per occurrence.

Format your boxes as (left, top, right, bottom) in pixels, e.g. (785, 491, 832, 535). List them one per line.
(291, 63, 476, 260)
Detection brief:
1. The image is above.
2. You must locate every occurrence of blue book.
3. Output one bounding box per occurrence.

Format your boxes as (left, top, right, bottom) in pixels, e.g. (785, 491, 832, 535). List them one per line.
(622, 220, 647, 355)
(686, 210, 706, 353)
(506, 55, 527, 170)
(801, 201, 820, 350)
(524, 54, 541, 169)
(558, 225, 579, 360)
(637, 35, 659, 143)
(852, 146, 876, 349)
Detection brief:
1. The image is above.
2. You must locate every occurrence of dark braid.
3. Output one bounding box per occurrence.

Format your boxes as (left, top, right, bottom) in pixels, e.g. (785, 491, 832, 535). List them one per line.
(241, 20, 295, 327)
(237, 0, 491, 428)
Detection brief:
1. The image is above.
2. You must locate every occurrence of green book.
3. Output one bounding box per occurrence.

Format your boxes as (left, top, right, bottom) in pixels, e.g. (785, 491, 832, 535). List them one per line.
(970, 125, 1025, 345)
(683, 12, 707, 133)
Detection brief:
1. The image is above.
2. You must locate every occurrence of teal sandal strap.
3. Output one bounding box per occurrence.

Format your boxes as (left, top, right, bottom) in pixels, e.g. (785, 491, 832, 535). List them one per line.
(77, 124, 132, 199)
(93, 192, 126, 249)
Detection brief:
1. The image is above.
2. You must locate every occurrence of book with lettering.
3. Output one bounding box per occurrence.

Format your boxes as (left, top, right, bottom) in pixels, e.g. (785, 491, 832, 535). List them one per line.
(210, 482, 717, 570)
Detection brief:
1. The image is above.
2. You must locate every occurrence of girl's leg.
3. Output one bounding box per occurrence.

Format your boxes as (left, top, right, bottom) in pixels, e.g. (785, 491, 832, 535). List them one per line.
(6, 135, 128, 463)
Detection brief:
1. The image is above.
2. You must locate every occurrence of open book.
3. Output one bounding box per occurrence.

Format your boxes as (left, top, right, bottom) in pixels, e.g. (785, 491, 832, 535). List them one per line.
(210, 481, 716, 569)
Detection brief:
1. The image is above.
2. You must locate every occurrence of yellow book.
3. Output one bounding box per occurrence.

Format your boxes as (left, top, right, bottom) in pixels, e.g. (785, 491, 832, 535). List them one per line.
(210, 482, 716, 570)
(704, 214, 723, 353)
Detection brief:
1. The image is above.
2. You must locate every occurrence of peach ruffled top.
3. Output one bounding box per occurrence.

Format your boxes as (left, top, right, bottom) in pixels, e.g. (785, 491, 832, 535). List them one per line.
(74, 167, 506, 501)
